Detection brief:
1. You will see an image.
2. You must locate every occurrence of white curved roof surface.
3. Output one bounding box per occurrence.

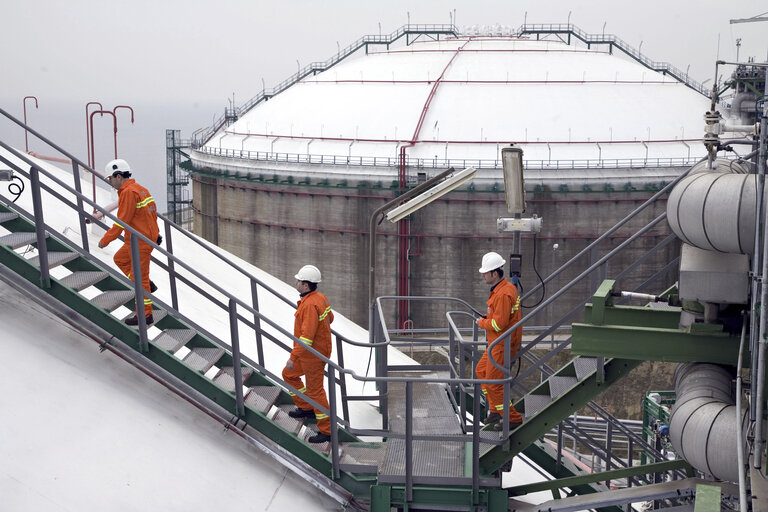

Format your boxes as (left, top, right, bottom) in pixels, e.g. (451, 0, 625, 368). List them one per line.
(203, 36, 710, 168)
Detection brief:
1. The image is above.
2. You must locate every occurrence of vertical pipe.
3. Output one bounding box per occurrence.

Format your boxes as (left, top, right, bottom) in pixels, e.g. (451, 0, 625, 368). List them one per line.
(736, 313, 748, 512)
(328, 365, 340, 479)
(250, 279, 265, 366)
(29, 166, 50, 289)
(129, 236, 149, 351)
(753, 71, 768, 468)
(405, 381, 413, 503)
(164, 221, 179, 311)
(228, 299, 245, 418)
(70, 160, 89, 253)
(556, 423, 564, 469)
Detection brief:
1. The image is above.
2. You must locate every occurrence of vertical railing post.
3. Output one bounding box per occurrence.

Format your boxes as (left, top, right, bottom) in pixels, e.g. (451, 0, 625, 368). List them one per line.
(557, 422, 564, 469)
(164, 221, 179, 311)
(250, 279, 265, 367)
(328, 364, 340, 479)
(335, 335, 351, 422)
(228, 299, 245, 418)
(502, 332, 511, 437)
(29, 166, 50, 289)
(129, 235, 149, 351)
(472, 381, 481, 502)
(405, 380, 414, 503)
(70, 161, 89, 252)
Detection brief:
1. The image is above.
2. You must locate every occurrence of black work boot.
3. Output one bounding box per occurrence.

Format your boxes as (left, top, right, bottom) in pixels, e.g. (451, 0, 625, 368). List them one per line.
(125, 313, 154, 326)
(149, 280, 158, 293)
(308, 432, 331, 444)
(288, 408, 315, 419)
(483, 412, 502, 425)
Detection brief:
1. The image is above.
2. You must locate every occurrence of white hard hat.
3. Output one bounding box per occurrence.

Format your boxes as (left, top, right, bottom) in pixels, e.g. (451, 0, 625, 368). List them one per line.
(479, 252, 505, 273)
(105, 158, 132, 177)
(295, 264, 322, 283)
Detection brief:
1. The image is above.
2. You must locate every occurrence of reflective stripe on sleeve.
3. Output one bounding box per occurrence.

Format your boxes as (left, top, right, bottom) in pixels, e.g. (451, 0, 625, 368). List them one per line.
(300, 336, 314, 347)
(491, 319, 502, 332)
(136, 196, 155, 208)
(318, 306, 331, 321)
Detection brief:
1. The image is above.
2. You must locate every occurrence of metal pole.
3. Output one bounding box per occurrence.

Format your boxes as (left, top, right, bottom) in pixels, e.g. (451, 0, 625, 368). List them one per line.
(250, 279, 265, 366)
(228, 299, 245, 418)
(70, 160, 89, 252)
(472, 382, 481, 502)
(164, 220, 179, 311)
(405, 381, 414, 503)
(328, 365, 340, 479)
(29, 166, 50, 289)
(129, 236, 149, 351)
(335, 335, 351, 422)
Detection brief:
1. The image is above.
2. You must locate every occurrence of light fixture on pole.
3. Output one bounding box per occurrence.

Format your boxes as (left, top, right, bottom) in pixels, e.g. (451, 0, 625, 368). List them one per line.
(385, 166, 477, 223)
(501, 146, 525, 214)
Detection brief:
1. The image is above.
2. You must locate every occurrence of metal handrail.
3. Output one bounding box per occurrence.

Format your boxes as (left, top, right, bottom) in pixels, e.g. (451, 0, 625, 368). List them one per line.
(193, 144, 705, 171)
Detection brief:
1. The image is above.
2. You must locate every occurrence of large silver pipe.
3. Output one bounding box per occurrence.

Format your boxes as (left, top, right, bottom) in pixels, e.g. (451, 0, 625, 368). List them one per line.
(736, 316, 748, 511)
(669, 363, 749, 482)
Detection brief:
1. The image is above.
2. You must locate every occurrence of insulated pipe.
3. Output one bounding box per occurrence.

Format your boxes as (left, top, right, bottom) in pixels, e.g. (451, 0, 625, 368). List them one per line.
(667, 167, 757, 254)
(669, 363, 749, 482)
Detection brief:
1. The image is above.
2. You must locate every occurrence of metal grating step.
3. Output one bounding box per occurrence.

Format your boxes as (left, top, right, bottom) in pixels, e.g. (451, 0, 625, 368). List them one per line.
(213, 366, 254, 392)
(271, 404, 304, 434)
(523, 394, 552, 419)
(92, 290, 135, 312)
(153, 328, 195, 352)
(245, 386, 281, 413)
(379, 439, 465, 481)
(60, 271, 108, 291)
(388, 381, 463, 435)
(0, 231, 45, 249)
(300, 424, 330, 451)
(182, 347, 224, 373)
(548, 376, 579, 399)
(29, 251, 78, 268)
(573, 357, 598, 380)
(0, 212, 19, 223)
(339, 442, 386, 473)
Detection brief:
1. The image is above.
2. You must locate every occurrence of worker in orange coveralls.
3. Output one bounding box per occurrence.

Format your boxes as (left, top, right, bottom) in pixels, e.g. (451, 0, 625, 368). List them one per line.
(97, 159, 159, 326)
(282, 264, 335, 444)
(475, 251, 524, 431)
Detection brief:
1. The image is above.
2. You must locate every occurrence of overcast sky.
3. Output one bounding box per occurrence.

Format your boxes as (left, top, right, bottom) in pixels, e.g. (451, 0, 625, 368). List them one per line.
(0, 0, 765, 210)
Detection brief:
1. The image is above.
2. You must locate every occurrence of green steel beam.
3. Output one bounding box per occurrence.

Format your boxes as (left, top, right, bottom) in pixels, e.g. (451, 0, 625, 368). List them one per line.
(506, 459, 694, 496)
(373, 485, 509, 512)
(479, 357, 640, 474)
(583, 303, 683, 329)
(572, 323, 741, 364)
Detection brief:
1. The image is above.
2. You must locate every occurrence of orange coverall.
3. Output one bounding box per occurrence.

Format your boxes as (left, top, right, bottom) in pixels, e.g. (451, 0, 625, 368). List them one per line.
(282, 290, 334, 435)
(99, 179, 159, 317)
(476, 278, 524, 423)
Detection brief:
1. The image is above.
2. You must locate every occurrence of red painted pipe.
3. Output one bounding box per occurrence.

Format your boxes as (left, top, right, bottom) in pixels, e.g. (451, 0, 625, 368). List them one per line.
(113, 105, 135, 158)
(85, 102, 103, 167)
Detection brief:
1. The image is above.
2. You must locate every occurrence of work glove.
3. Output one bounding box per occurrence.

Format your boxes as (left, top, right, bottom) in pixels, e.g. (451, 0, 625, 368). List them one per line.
(156, 235, 163, 246)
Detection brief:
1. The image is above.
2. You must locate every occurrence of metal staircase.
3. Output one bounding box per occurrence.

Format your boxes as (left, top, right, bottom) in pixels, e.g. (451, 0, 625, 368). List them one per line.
(0, 106, 706, 510)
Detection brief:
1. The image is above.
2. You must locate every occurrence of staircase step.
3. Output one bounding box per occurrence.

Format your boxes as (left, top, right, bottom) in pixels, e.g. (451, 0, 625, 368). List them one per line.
(0, 231, 45, 249)
(573, 357, 598, 380)
(213, 366, 254, 392)
(548, 376, 579, 399)
(182, 347, 224, 373)
(339, 442, 386, 473)
(524, 394, 552, 419)
(60, 271, 108, 291)
(272, 404, 304, 434)
(122, 309, 167, 326)
(0, 212, 19, 223)
(153, 328, 195, 352)
(92, 290, 135, 312)
(300, 424, 330, 450)
(245, 386, 281, 413)
(29, 251, 78, 268)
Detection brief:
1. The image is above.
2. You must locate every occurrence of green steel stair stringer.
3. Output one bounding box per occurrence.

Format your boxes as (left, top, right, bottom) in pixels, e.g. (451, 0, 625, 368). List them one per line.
(0, 208, 374, 496)
(479, 357, 641, 474)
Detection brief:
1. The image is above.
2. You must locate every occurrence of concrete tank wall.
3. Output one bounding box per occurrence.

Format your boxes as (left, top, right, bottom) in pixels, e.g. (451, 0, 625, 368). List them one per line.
(190, 166, 678, 330)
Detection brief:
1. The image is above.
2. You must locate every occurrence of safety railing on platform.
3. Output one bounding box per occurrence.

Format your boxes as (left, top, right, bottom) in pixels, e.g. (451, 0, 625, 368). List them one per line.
(193, 144, 704, 171)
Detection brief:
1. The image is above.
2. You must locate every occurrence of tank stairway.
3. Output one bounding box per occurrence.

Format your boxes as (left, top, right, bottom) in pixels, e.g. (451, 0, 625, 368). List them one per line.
(0, 198, 378, 501)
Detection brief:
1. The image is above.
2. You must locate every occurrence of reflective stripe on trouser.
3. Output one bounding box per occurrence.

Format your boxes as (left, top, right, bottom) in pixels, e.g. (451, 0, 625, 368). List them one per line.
(113, 238, 154, 316)
(475, 348, 523, 423)
(282, 356, 331, 435)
